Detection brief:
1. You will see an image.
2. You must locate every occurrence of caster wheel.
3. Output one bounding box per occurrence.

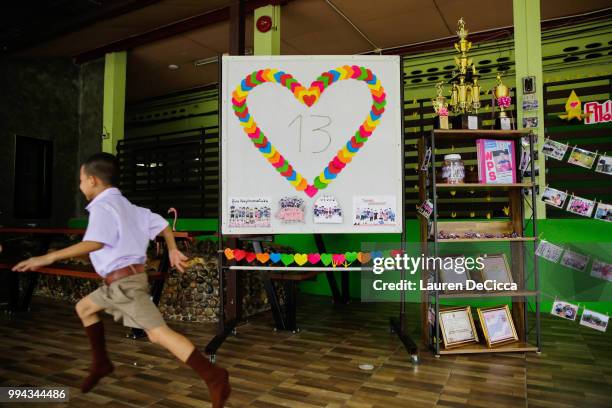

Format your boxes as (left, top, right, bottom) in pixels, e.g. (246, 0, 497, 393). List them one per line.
(410, 354, 420, 365)
(231, 328, 237, 336)
(273, 328, 277, 332)
(434, 354, 440, 359)
(209, 354, 216, 364)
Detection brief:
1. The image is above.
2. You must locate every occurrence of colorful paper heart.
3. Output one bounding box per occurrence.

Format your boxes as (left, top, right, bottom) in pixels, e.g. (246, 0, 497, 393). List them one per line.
(390, 249, 404, 258)
(320, 253, 333, 266)
(270, 253, 281, 264)
(281, 253, 295, 266)
(371, 251, 383, 260)
(294, 253, 308, 266)
(245, 252, 256, 263)
(234, 249, 246, 261)
(307, 253, 321, 264)
(256, 253, 270, 263)
(332, 254, 346, 265)
(232, 66, 387, 198)
(224, 248, 234, 260)
(357, 252, 371, 263)
(345, 252, 358, 263)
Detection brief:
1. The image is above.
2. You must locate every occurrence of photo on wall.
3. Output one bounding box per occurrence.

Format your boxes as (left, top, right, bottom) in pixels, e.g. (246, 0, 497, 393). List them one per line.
(551, 300, 579, 321)
(541, 187, 568, 209)
(535, 240, 564, 263)
(560, 249, 590, 272)
(542, 139, 569, 161)
(594, 155, 612, 175)
(594, 203, 612, 222)
(590, 259, 612, 282)
(567, 147, 597, 169)
(353, 196, 397, 226)
(566, 195, 596, 217)
(228, 197, 271, 228)
(580, 309, 609, 333)
(313, 195, 343, 224)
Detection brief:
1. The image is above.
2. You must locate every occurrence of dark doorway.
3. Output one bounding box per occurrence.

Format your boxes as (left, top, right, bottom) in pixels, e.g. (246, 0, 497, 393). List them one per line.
(13, 135, 53, 219)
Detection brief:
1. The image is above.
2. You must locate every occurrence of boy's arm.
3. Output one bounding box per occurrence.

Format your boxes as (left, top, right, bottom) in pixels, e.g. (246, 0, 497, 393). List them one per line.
(12, 241, 103, 272)
(161, 225, 188, 273)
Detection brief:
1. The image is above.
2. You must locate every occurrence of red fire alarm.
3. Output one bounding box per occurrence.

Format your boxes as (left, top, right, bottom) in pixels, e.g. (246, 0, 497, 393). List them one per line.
(256, 15, 272, 33)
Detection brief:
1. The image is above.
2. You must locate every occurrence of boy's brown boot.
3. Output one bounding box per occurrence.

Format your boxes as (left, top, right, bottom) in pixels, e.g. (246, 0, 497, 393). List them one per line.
(81, 321, 114, 393)
(186, 348, 231, 408)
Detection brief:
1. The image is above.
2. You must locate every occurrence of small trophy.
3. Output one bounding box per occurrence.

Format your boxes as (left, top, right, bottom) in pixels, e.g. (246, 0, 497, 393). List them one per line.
(432, 82, 449, 129)
(494, 72, 514, 130)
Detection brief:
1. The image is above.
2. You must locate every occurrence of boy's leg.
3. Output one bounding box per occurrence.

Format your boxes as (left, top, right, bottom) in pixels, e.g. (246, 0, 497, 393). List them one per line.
(75, 296, 114, 393)
(146, 325, 230, 408)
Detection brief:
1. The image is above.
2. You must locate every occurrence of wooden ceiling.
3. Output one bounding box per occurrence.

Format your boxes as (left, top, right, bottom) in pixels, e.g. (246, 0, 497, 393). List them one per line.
(9, 0, 612, 102)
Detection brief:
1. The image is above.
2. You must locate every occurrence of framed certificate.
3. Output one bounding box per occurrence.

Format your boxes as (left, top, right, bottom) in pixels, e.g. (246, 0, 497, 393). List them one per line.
(439, 306, 479, 348)
(477, 305, 518, 347)
(480, 254, 513, 284)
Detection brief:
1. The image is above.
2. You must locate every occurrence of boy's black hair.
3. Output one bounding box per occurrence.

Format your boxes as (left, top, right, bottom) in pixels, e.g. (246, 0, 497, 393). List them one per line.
(82, 152, 120, 186)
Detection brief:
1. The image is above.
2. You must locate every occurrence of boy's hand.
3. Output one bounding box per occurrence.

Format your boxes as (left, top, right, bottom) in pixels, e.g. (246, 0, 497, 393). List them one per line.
(169, 248, 189, 273)
(12, 254, 54, 272)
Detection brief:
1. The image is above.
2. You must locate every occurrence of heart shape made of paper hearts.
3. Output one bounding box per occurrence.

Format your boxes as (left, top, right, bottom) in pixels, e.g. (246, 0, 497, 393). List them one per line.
(307, 253, 321, 264)
(320, 253, 333, 266)
(270, 253, 282, 263)
(281, 253, 295, 266)
(256, 253, 270, 263)
(245, 252, 256, 263)
(345, 252, 358, 263)
(232, 66, 386, 198)
(357, 252, 371, 264)
(294, 253, 308, 266)
(224, 248, 235, 260)
(234, 249, 246, 261)
(332, 254, 346, 265)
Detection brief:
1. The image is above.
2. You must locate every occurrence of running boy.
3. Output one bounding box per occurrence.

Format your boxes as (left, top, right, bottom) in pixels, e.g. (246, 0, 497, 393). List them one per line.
(13, 153, 231, 407)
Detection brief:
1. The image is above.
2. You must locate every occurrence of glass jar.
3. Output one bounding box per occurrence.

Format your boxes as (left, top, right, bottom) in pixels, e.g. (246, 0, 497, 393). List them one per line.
(442, 154, 465, 184)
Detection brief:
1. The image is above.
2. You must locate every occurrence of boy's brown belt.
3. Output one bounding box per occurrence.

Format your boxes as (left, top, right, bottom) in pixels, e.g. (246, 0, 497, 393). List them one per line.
(103, 264, 145, 285)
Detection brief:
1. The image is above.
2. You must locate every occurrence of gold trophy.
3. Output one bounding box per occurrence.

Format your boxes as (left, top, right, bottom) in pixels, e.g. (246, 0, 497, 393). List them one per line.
(444, 18, 482, 129)
(432, 82, 449, 129)
(493, 72, 514, 130)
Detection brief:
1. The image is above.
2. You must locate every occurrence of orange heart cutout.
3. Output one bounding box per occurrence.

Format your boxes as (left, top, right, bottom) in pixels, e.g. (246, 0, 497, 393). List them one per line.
(357, 252, 371, 264)
(224, 248, 235, 260)
(256, 253, 270, 263)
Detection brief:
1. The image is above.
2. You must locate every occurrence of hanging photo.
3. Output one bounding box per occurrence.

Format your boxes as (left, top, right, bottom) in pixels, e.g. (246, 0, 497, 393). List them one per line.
(228, 197, 271, 228)
(541, 187, 568, 209)
(519, 149, 531, 172)
(560, 249, 590, 272)
(535, 240, 564, 263)
(542, 139, 569, 161)
(579, 309, 609, 333)
(313, 195, 342, 224)
(523, 116, 538, 128)
(590, 259, 612, 282)
(594, 155, 612, 175)
(420, 147, 432, 171)
(276, 197, 305, 224)
(594, 203, 612, 222)
(567, 147, 597, 169)
(417, 199, 434, 220)
(566, 195, 596, 217)
(551, 300, 579, 321)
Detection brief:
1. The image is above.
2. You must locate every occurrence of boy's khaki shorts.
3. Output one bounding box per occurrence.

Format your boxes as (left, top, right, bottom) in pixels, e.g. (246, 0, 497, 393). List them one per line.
(88, 272, 165, 330)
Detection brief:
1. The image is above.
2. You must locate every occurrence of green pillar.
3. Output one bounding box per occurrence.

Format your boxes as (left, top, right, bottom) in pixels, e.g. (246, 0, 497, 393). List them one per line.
(513, 0, 546, 218)
(254, 5, 280, 55)
(102, 51, 127, 154)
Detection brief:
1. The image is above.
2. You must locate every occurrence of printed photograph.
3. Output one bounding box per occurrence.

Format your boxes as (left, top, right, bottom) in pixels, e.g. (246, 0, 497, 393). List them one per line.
(353, 196, 397, 226)
(523, 116, 538, 128)
(542, 139, 569, 161)
(580, 309, 609, 333)
(417, 199, 433, 220)
(541, 187, 568, 209)
(566, 195, 596, 217)
(590, 259, 612, 282)
(593, 203, 612, 222)
(313, 195, 343, 224)
(535, 240, 564, 263)
(594, 155, 612, 175)
(228, 197, 271, 228)
(276, 197, 305, 224)
(551, 300, 579, 321)
(567, 147, 597, 169)
(560, 249, 590, 272)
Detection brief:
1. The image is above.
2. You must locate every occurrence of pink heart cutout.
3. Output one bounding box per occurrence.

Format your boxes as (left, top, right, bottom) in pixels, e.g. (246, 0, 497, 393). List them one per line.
(332, 254, 346, 265)
(307, 253, 321, 264)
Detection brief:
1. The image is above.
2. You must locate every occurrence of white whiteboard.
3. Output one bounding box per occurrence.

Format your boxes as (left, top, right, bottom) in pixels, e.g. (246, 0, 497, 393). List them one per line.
(221, 55, 403, 234)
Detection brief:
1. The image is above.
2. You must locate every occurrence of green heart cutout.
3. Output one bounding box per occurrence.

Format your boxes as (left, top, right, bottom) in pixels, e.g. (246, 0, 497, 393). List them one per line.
(320, 253, 333, 266)
(345, 252, 358, 263)
(281, 253, 295, 266)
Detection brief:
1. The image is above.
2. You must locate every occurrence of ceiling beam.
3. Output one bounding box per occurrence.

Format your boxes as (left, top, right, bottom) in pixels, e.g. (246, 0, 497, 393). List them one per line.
(74, 0, 289, 64)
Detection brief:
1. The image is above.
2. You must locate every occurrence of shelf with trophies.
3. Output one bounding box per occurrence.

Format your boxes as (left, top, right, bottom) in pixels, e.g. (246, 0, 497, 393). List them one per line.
(419, 18, 541, 356)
